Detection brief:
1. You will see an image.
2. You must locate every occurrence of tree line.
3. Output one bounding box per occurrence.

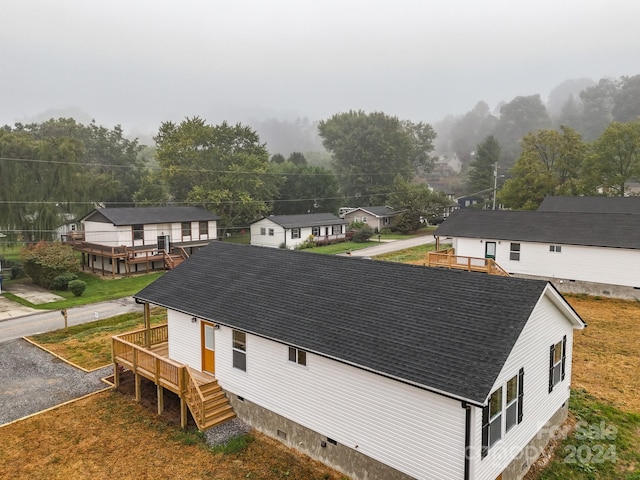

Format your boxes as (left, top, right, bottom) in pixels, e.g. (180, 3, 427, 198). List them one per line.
(0, 111, 449, 241)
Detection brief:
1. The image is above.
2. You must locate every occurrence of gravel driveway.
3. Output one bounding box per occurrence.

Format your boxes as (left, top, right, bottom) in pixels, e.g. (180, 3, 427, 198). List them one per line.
(0, 339, 112, 425)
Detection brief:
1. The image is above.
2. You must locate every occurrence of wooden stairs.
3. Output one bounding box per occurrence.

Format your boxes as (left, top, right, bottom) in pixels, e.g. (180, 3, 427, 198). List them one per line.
(185, 369, 236, 430)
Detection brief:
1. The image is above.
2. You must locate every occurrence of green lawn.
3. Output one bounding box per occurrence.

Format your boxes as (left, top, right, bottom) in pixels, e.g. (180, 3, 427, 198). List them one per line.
(5, 271, 163, 310)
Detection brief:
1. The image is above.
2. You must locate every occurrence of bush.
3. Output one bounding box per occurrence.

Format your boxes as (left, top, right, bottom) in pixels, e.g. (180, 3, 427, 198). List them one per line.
(52, 272, 78, 290)
(380, 228, 392, 235)
(21, 241, 79, 289)
(68, 279, 87, 297)
(351, 224, 374, 243)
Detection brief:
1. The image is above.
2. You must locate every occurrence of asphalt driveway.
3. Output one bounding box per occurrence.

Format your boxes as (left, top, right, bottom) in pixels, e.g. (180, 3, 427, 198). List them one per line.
(0, 339, 111, 425)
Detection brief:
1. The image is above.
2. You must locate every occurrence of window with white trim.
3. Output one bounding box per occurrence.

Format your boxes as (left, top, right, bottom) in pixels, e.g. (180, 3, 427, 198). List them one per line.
(312, 226, 320, 236)
(482, 368, 525, 458)
(233, 330, 247, 371)
(288, 347, 307, 366)
(132, 224, 144, 241)
(181, 222, 191, 238)
(549, 336, 566, 392)
(268, 228, 274, 236)
(291, 228, 300, 239)
(199, 221, 208, 236)
(509, 242, 520, 261)
(260, 227, 266, 235)
(549, 245, 562, 253)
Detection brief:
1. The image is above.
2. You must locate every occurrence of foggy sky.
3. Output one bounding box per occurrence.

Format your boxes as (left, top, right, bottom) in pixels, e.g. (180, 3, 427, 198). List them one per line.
(3, 0, 640, 136)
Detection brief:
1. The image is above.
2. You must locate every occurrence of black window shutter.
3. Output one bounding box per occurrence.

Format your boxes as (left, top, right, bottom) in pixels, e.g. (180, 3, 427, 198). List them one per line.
(561, 335, 567, 381)
(517, 367, 524, 424)
(481, 404, 489, 458)
(548, 344, 555, 393)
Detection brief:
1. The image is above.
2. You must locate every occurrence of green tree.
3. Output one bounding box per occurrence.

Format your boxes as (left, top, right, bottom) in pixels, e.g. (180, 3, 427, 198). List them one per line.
(450, 101, 498, 164)
(270, 162, 340, 215)
(498, 126, 587, 209)
(270, 153, 286, 164)
(588, 121, 640, 196)
(318, 110, 435, 205)
(154, 117, 281, 229)
(494, 95, 552, 169)
(287, 151, 307, 166)
(21, 241, 79, 289)
(578, 78, 618, 141)
(612, 75, 640, 123)
(387, 177, 451, 232)
(466, 135, 501, 198)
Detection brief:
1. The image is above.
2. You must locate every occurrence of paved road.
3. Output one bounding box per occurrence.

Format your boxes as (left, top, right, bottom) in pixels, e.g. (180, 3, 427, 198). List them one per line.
(346, 234, 437, 257)
(0, 297, 143, 342)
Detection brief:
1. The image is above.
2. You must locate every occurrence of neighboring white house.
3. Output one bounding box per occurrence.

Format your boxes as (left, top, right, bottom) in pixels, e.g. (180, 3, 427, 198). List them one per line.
(342, 206, 403, 232)
(434, 207, 640, 299)
(134, 242, 585, 480)
(250, 213, 348, 249)
(69, 206, 220, 275)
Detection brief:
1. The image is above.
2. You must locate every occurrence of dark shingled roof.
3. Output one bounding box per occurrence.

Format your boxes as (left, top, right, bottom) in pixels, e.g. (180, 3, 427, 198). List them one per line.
(258, 213, 347, 228)
(134, 241, 557, 406)
(82, 207, 220, 225)
(435, 209, 640, 249)
(538, 196, 640, 214)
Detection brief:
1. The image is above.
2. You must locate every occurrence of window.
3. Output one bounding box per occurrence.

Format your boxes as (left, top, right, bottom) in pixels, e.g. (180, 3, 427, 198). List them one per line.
(260, 227, 266, 236)
(312, 226, 320, 236)
(288, 347, 307, 366)
(291, 228, 300, 239)
(549, 245, 562, 253)
(360, 216, 368, 223)
(132, 224, 144, 241)
(233, 330, 247, 371)
(181, 222, 191, 237)
(482, 369, 525, 458)
(268, 228, 274, 236)
(199, 221, 208, 236)
(332, 225, 342, 235)
(506, 369, 524, 432)
(509, 243, 521, 261)
(549, 336, 566, 392)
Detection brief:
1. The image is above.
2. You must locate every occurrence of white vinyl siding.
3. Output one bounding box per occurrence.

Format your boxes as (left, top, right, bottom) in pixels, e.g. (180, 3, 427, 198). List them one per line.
(470, 288, 576, 480)
(167, 310, 202, 369)
(453, 237, 640, 288)
(250, 218, 348, 250)
(213, 327, 466, 480)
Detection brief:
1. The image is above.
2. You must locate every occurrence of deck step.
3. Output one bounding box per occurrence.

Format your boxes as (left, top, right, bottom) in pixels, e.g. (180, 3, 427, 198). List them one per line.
(202, 410, 236, 429)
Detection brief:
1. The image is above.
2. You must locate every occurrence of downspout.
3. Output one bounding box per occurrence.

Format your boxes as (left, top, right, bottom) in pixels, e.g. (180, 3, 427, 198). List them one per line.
(462, 401, 471, 480)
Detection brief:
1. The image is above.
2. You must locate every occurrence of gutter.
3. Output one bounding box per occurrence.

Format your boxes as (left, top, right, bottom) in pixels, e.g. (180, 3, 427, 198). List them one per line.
(462, 401, 471, 480)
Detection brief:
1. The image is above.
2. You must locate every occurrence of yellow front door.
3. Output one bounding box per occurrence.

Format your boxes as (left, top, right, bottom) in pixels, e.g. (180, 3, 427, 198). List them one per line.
(201, 321, 215, 374)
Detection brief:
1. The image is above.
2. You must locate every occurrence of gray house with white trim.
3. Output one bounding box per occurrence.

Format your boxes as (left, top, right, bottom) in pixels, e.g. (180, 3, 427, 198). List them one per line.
(134, 242, 585, 480)
(343, 206, 403, 232)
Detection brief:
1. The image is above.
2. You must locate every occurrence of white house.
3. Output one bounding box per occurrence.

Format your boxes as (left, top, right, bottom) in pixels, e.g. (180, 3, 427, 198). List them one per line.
(69, 206, 220, 275)
(132, 242, 585, 480)
(434, 207, 640, 299)
(342, 206, 404, 232)
(250, 213, 348, 249)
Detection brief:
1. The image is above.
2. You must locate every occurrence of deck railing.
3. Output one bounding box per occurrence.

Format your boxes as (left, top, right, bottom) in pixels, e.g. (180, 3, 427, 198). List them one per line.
(427, 251, 510, 276)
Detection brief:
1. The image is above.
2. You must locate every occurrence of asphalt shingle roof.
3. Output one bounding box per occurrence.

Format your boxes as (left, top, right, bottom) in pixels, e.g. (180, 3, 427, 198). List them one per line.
(259, 213, 347, 228)
(435, 209, 640, 249)
(349, 206, 402, 217)
(83, 207, 220, 225)
(134, 241, 554, 406)
(538, 196, 640, 214)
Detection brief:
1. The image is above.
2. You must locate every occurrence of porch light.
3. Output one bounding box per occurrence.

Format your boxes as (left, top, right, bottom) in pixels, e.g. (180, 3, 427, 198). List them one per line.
(191, 317, 197, 323)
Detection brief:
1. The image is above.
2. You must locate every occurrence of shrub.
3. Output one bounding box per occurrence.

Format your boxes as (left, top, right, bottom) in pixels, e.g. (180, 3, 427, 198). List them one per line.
(68, 279, 87, 297)
(380, 228, 392, 235)
(52, 273, 78, 290)
(352, 224, 374, 243)
(21, 241, 79, 289)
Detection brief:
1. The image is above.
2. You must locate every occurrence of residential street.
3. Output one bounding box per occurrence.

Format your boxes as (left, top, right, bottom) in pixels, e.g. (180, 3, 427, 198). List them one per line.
(345, 233, 437, 257)
(0, 296, 142, 343)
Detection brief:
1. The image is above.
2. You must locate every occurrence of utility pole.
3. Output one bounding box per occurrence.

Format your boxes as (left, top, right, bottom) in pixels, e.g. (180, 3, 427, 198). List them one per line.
(492, 162, 498, 210)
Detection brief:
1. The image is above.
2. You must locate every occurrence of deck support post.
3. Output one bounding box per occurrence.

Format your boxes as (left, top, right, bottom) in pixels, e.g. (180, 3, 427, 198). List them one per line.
(157, 385, 164, 414)
(180, 398, 187, 428)
(135, 373, 141, 402)
(144, 303, 151, 348)
(113, 363, 120, 388)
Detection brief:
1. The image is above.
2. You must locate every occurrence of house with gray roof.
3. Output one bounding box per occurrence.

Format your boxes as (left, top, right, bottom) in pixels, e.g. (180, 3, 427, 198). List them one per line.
(129, 241, 585, 480)
(69, 206, 220, 275)
(342, 206, 404, 232)
(538, 195, 640, 214)
(434, 208, 640, 299)
(250, 213, 348, 249)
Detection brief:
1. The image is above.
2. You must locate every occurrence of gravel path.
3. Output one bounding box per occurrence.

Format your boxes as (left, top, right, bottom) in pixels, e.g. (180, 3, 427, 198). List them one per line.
(0, 339, 112, 425)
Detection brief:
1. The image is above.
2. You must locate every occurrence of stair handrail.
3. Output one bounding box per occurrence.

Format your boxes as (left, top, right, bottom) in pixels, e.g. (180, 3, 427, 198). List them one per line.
(184, 367, 207, 428)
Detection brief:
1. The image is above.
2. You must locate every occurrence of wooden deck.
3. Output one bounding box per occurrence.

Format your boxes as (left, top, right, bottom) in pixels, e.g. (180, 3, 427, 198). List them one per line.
(112, 325, 235, 430)
(427, 251, 510, 276)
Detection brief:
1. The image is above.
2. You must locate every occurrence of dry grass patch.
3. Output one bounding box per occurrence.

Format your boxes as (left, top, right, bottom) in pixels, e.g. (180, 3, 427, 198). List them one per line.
(26, 307, 167, 370)
(0, 391, 346, 480)
(566, 295, 640, 414)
